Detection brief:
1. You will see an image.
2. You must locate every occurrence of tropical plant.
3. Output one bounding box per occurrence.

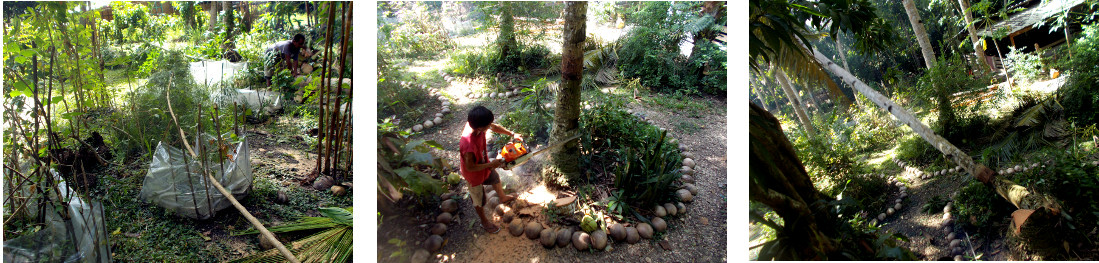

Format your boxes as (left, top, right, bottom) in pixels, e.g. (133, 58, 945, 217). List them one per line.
(1060, 23, 1099, 125)
(231, 207, 354, 263)
(613, 130, 681, 209)
(377, 120, 446, 203)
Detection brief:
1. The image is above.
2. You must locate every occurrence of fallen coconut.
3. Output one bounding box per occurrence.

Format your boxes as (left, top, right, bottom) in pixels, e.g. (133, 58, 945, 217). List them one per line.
(591, 230, 608, 250)
(411, 249, 430, 263)
(680, 166, 694, 176)
(878, 213, 887, 221)
(424, 235, 444, 252)
(540, 229, 556, 248)
(431, 223, 447, 235)
(259, 234, 278, 250)
(654, 205, 667, 217)
(895, 198, 903, 204)
(683, 158, 696, 169)
(943, 213, 952, 221)
(637, 223, 654, 239)
(899, 186, 907, 192)
(664, 203, 678, 216)
(441, 200, 458, 213)
(949, 239, 960, 248)
(276, 191, 289, 203)
(525, 222, 542, 239)
(680, 175, 695, 183)
(625, 227, 640, 244)
(313, 176, 335, 191)
(424, 120, 434, 129)
(557, 228, 573, 248)
(900, 193, 908, 199)
(677, 202, 687, 215)
(677, 189, 694, 202)
(609, 223, 626, 241)
(331, 185, 347, 196)
(437, 213, 453, 224)
(947, 232, 956, 240)
(954, 255, 963, 261)
(683, 152, 694, 159)
(894, 203, 902, 210)
(435, 113, 444, 118)
(686, 184, 699, 195)
(943, 205, 952, 213)
(434, 116, 443, 124)
(509, 220, 524, 237)
(652, 217, 668, 232)
(887, 208, 895, 216)
(572, 231, 591, 250)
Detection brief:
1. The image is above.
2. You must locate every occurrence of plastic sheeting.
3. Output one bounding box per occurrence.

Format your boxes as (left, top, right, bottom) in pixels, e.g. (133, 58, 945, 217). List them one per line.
(189, 60, 247, 86)
(3, 168, 111, 263)
(214, 88, 283, 115)
(140, 134, 252, 220)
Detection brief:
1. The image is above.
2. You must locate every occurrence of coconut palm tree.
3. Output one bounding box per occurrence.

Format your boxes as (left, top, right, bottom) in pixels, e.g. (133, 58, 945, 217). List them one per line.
(752, 0, 1065, 251)
(958, 0, 990, 69)
(549, 1, 585, 181)
(903, 0, 937, 69)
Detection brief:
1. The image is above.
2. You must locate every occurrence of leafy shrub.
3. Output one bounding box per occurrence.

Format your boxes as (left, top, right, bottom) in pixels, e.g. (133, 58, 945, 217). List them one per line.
(1004, 46, 1045, 82)
(617, 1, 726, 95)
(111, 51, 211, 158)
(378, 2, 454, 59)
(613, 130, 681, 209)
(954, 180, 1016, 234)
(578, 94, 682, 186)
(1060, 23, 1099, 125)
(376, 74, 430, 127)
(377, 120, 447, 200)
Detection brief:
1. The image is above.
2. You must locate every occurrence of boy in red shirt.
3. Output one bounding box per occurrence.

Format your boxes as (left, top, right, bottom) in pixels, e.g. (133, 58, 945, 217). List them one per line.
(459, 106, 520, 233)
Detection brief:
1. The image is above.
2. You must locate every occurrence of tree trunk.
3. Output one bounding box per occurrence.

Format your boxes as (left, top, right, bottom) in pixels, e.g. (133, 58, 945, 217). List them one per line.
(208, 2, 220, 31)
(957, 0, 990, 70)
(550, 2, 586, 181)
(223, 1, 234, 41)
(811, 48, 1059, 213)
(833, 36, 850, 72)
(775, 65, 818, 139)
(497, 2, 518, 69)
(903, 0, 937, 69)
(749, 103, 837, 260)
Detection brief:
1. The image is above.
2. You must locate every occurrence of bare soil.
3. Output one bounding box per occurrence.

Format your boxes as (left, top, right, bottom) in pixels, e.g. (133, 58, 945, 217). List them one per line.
(376, 75, 728, 262)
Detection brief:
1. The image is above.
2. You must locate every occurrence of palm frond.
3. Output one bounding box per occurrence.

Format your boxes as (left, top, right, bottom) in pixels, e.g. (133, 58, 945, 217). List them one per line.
(581, 41, 620, 90)
(231, 207, 354, 263)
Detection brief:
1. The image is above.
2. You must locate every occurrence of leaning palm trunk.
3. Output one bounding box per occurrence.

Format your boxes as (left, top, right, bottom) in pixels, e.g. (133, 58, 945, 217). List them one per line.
(811, 49, 1060, 214)
(903, 0, 937, 69)
(958, 0, 990, 69)
(550, 2, 586, 181)
(774, 65, 818, 139)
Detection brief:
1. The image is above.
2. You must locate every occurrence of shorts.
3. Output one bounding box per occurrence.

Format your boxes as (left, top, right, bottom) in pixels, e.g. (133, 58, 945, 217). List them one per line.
(468, 169, 501, 208)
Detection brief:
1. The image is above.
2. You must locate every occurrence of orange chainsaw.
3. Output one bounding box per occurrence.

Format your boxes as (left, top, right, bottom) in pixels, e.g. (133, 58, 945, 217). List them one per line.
(498, 134, 581, 170)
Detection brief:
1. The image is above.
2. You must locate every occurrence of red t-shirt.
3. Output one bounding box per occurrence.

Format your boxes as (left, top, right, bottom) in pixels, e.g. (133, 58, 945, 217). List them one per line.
(459, 123, 491, 186)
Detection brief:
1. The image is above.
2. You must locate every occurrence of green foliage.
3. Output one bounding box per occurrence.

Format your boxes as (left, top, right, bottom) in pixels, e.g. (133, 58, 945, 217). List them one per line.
(581, 36, 621, 90)
(377, 121, 447, 201)
(954, 180, 1016, 234)
(1004, 46, 1045, 82)
(1060, 23, 1099, 125)
(612, 130, 681, 209)
(136, 47, 161, 78)
(494, 78, 555, 145)
(378, 2, 454, 59)
(617, 2, 726, 95)
(375, 73, 430, 126)
(112, 51, 210, 158)
(1002, 151, 1099, 237)
(445, 44, 550, 77)
(231, 207, 353, 263)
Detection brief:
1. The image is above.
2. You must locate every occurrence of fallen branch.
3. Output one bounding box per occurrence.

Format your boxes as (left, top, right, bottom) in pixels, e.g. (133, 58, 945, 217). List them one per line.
(166, 76, 300, 263)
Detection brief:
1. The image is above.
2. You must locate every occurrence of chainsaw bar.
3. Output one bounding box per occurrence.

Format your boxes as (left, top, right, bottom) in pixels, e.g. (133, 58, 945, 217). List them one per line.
(502, 134, 581, 170)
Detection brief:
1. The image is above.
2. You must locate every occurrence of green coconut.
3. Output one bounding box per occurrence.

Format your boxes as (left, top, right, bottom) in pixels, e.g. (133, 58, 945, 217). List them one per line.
(581, 214, 600, 233)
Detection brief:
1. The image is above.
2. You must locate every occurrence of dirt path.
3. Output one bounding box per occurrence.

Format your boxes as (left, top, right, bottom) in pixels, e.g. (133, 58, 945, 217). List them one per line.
(377, 73, 727, 262)
(874, 160, 1013, 261)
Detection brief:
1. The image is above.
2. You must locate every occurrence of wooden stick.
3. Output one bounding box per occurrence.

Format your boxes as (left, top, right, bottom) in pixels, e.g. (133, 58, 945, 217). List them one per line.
(166, 76, 300, 263)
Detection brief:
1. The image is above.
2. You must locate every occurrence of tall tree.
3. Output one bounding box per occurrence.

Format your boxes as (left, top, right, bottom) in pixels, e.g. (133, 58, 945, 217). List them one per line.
(223, 1, 235, 41)
(957, 0, 989, 69)
(496, 1, 518, 69)
(550, 1, 585, 181)
(750, 1, 1062, 257)
(903, 0, 936, 69)
(207, 1, 220, 31)
(774, 64, 818, 139)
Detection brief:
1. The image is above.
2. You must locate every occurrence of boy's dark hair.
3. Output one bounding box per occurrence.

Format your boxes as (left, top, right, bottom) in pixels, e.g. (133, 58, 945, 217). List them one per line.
(467, 106, 494, 128)
(293, 34, 306, 43)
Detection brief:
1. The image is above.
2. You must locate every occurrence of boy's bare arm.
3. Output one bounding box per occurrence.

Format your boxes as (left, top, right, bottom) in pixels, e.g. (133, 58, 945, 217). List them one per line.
(462, 152, 501, 172)
(489, 124, 522, 140)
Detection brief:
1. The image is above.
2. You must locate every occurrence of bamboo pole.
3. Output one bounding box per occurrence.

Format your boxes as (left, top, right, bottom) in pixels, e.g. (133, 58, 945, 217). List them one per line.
(315, 2, 337, 177)
(165, 76, 300, 263)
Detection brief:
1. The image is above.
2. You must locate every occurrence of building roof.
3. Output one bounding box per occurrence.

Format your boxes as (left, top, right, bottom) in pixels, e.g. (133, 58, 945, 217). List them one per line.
(978, 0, 1086, 37)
